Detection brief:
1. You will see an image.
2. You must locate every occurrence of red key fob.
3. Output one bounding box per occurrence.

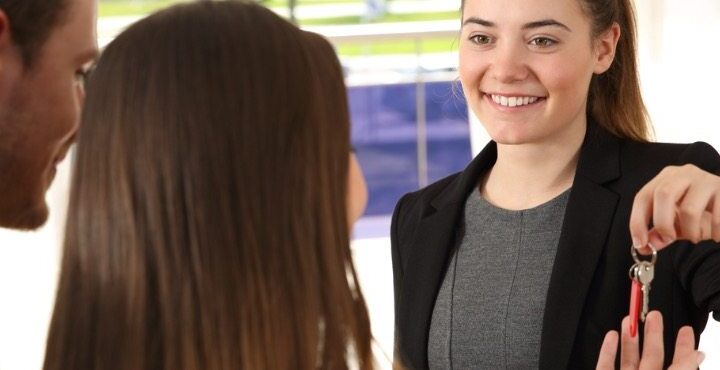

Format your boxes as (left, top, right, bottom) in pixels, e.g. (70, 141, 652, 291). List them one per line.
(629, 278, 642, 337)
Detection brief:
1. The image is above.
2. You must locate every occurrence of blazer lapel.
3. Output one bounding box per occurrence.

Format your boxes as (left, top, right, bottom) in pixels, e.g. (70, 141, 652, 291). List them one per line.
(398, 143, 497, 369)
(539, 124, 622, 370)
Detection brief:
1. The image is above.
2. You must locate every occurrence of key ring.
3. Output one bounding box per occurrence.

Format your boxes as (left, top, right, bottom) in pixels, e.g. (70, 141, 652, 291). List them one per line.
(631, 243, 657, 265)
(628, 264, 637, 280)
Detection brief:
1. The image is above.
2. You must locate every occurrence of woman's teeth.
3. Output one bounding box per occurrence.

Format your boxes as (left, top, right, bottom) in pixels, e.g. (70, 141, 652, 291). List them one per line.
(490, 94, 542, 107)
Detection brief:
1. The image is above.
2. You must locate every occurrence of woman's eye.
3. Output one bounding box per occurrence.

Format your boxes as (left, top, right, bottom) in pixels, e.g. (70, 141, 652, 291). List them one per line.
(529, 37, 556, 47)
(469, 35, 493, 45)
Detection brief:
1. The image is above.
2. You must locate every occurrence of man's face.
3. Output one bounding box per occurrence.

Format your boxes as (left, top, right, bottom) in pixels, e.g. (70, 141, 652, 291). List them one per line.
(0, 0, 98, 229)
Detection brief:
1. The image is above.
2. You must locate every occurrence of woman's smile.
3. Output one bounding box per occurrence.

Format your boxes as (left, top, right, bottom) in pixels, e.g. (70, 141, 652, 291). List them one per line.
(483, 92, 547, 111)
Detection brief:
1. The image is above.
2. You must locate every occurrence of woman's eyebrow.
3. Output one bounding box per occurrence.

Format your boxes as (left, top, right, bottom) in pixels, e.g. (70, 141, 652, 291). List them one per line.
(522, 19, 572, 32)
(462, 17, 572, 32)
(462, 17, 494, 27)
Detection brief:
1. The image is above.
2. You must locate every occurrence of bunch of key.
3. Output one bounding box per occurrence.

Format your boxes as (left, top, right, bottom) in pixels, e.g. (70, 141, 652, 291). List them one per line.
(628, 243, 657, 337)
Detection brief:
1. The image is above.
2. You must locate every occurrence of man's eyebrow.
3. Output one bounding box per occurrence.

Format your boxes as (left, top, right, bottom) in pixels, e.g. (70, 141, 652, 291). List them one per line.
(462, 17, 572, 32)
(77, 48, 101, 65)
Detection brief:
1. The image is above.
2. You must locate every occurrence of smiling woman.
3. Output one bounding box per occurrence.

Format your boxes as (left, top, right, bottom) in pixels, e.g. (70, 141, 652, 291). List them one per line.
(391, 0, 720, 369)
(458, 0, 623, 148)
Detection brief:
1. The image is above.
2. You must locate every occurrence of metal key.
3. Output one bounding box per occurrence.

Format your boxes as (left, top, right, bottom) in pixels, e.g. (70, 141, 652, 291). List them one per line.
(636, 261, 655, 322)
(628, 244, 658, 337)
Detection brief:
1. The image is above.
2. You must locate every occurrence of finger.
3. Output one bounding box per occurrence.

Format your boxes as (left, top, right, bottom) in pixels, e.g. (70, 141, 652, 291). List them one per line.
(671, 326, 696, 364)
(712, 194, 720, 242)
(620, 315, 640, 369)
(677, 183, 715, 243)
(596, 331, 619, 370)
(631, 181, 657, 248)
(647, 228, 674, 251)
(668, 326, 703, 370)
(652, 176, 690, 243)
(700, 211, 712, 242)
(668, 352, 705, 370)
(638, 311, 664, 370)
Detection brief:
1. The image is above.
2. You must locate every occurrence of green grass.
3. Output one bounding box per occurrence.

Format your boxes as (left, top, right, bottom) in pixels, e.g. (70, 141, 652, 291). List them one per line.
(99, 0, 458, 21)
(98, 1, 460, 56)
(262, 0, 361, 8)
(99, 0, 362, 17)
(336, 37, 458, 56)
(301, 11, 460, 55)
(99, 0, 192, 17)
(299, 10, 459, 25)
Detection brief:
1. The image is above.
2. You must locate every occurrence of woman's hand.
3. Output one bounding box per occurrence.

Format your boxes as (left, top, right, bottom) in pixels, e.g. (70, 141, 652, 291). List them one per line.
(630, 164, 720, 253)
(595, 311, 704, 370)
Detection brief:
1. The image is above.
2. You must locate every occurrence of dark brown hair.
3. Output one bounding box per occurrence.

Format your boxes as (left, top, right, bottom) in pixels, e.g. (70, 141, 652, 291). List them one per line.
(580, 0, 650, 141)
(0, 0, 68, 66)
(43, 1, 372, 369)
(460, 0, 651, 141)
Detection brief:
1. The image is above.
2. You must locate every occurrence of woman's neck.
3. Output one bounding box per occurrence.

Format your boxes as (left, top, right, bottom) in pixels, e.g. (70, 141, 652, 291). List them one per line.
(481, 122, 586, 210)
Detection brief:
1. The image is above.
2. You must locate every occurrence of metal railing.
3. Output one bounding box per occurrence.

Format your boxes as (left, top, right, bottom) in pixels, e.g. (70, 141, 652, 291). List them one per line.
(307, 21, 460, 188)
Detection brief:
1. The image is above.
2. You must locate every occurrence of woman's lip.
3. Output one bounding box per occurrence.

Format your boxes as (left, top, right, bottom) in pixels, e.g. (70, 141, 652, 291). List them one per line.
(483, 91, 546, 98)
(483, 93, 546, 109)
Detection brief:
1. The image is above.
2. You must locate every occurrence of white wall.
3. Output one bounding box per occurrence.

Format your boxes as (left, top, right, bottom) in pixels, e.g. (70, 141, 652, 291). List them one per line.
(0, 158, 70, 370)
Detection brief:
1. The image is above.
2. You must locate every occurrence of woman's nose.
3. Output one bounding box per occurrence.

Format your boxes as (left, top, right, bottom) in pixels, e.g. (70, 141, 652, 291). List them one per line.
(489, 43, 530, 84)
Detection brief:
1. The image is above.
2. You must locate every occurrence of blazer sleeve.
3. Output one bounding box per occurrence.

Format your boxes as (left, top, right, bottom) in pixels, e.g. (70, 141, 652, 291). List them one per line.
(672, 142, 720, 321)
(391, 193, 409, 352)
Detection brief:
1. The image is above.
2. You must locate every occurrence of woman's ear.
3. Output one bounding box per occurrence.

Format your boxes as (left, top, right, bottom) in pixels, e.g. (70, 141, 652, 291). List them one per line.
(594, 22, 621, 74)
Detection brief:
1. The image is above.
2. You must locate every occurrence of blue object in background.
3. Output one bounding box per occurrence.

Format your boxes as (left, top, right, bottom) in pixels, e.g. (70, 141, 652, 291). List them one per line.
(349, 80, 472, 216)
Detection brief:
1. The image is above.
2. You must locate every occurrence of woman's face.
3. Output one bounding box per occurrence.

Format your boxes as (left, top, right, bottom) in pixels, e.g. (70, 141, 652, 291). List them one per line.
(459, 0, 618, 145)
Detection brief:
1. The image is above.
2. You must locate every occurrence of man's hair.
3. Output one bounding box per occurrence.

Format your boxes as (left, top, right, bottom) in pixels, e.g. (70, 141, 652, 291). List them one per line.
(0, 0, 68, 66)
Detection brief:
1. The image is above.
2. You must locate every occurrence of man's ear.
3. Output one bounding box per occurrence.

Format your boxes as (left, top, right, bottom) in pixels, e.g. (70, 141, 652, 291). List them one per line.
(0, 9, 15, 70)
(0, 9, 13, 48)
(0, 9, 23, 105)
(594, 22, 621, 74)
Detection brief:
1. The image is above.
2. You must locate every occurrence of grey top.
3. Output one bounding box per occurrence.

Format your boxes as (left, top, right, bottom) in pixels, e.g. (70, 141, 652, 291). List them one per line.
(428, 189, 570, 370)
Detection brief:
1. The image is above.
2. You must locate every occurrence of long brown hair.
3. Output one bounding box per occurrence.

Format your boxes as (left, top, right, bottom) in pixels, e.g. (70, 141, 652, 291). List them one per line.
(580, 0, 651, 141)
(460, 0, 651, 141)
(43, 1, 372, 369)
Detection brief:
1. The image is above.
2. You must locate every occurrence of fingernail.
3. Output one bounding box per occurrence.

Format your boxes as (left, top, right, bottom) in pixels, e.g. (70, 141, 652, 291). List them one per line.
(697, 351, 706, 365)
(661, 235, 675, 244)
(632, 238, 641, 248)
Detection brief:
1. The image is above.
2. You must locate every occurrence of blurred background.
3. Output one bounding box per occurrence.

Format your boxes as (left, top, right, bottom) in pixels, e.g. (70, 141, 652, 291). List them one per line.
(1, 0, 719, 368)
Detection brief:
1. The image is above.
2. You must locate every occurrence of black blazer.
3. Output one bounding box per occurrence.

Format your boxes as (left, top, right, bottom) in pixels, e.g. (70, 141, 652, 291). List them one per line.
(391, 123, 720, 370)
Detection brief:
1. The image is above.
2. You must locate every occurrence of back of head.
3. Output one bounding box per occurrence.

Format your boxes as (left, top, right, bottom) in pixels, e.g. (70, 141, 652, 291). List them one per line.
(0, 0, 68, 66)
(43, 1, 371, 369)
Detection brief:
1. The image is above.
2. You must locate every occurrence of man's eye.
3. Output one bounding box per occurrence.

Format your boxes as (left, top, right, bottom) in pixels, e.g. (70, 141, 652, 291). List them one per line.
(529, 37, 556, 47)
(74, 70, 87, 83)
(469, 35, 493, 45)
(75, 65, 95, 87)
